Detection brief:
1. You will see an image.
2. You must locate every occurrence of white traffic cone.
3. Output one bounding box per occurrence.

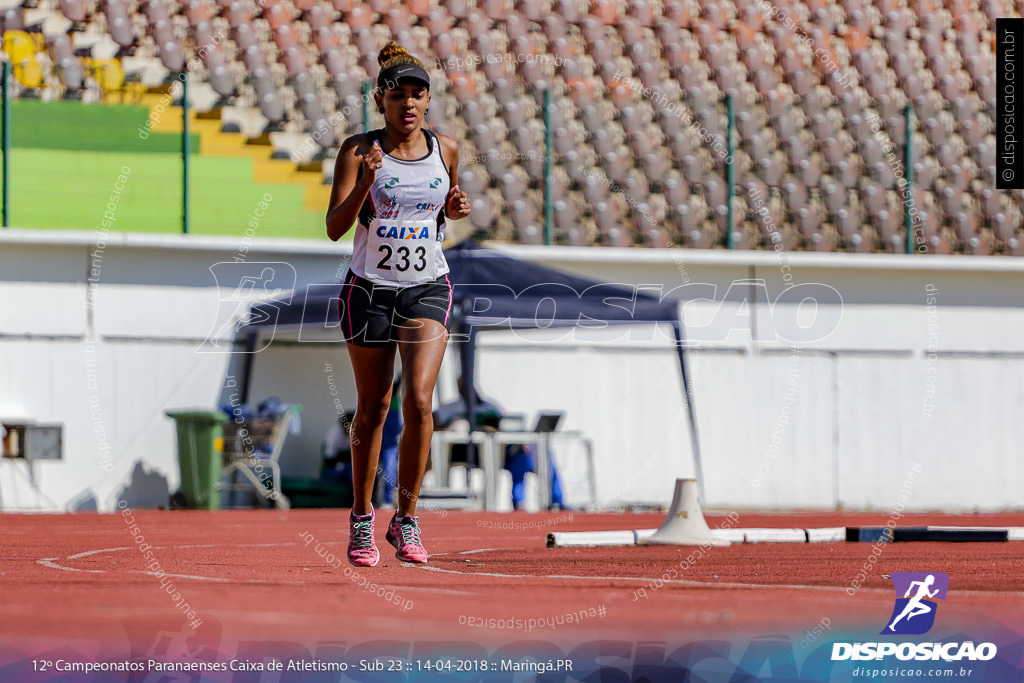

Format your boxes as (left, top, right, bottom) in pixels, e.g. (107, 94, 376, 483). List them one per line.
(639, 478, 730, 546)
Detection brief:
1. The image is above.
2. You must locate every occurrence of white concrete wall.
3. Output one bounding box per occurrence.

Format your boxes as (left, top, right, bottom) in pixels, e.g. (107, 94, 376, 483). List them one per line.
(1, 229, 1022, 511)
(0, 230, 351, 511)
(498, 245, 1024, 511)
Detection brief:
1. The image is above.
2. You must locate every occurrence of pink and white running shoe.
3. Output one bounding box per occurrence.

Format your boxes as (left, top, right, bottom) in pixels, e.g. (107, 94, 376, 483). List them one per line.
(386, 513, 428, 563)
(347, 510, 380, 567)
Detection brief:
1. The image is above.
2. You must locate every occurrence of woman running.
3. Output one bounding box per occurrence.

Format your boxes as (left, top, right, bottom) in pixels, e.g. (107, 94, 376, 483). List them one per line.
(326, 41, 470, 566)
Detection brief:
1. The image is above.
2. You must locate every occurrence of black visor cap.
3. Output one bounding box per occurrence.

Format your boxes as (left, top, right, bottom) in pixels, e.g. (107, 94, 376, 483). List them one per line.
(378, 63, 430, 90)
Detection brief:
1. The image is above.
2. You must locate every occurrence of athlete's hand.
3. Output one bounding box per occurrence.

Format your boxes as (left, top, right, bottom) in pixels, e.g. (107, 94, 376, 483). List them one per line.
(361, 140, 383, 183)
(446, 184, 471, 219)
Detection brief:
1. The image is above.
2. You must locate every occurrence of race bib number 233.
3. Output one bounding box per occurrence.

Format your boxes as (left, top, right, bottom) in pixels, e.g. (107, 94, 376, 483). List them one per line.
(365, 218, 438, 283)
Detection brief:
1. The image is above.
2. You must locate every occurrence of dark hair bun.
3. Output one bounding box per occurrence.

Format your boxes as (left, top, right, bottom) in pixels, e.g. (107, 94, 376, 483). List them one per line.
(378, 41, 409, 67)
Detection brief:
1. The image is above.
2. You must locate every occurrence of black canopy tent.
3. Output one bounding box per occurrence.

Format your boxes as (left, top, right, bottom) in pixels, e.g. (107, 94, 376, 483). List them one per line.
(238, 240, 706, 495)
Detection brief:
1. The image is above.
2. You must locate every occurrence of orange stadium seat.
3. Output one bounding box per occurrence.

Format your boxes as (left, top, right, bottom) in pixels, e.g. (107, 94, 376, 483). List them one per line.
(448, 72, 477, 99)
(589, 0, 618, 26)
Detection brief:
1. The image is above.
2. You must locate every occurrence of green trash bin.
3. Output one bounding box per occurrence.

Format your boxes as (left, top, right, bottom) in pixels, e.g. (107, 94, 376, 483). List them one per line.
(166, 410, 227, 510)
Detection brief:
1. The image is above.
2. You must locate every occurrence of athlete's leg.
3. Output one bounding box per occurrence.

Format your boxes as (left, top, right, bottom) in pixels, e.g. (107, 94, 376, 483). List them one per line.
(550, 457, 565, 508)
(906, 603, 931, 620)
(890, 604, 915, 629)
(394, 319, 449, 516)
(505, 445, 530, 509)
(346, 342, 397, 516)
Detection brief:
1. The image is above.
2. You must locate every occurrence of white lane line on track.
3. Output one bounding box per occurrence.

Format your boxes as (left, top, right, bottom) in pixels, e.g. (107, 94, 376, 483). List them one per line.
(39, 546, 474, 593)
(457, 548, 513, 555)
(39, 555, 243, 582)
(427, 548, 516, 558)
(35, 549, 937, 597)
(414, 560, 1024, 597)
(67, 546, 133, 559)
(138, 570, 233, 582)
(53, 544, 1020, 598)
(40, 553, 471, 592)
(37, 558, 106, 573)
(412, 564, 895, 595)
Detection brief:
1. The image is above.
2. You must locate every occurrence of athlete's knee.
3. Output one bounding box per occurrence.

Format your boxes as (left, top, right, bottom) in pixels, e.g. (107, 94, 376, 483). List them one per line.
(401, 392, 434, 424)
(355, 398, 391, 426)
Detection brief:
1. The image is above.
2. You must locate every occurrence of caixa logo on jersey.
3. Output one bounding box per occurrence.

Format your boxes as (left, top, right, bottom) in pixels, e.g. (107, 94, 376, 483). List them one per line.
(376, 225, 431, 239)
(832, 572, 998, 663)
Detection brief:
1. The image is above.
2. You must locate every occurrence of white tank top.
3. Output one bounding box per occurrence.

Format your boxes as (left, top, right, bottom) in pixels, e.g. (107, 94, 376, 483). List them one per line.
(348, 128, 451, 287)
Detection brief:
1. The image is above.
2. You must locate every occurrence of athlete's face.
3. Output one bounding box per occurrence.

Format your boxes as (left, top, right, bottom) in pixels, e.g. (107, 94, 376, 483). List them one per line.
(380, 80, 430, 132)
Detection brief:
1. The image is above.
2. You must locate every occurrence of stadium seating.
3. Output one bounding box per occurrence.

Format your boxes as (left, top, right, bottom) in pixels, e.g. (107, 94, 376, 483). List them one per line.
(0, 0, 1018, 253)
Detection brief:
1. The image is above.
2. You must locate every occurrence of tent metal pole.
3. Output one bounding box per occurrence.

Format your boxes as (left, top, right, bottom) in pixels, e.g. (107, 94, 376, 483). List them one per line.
(674, 322, 706, 503)
(2, 61, 9, 228)
(725, 93, 735, 249)
(459, 325, 479, 468)
(543, 88, 553, 245)
(181, 70, 190, 234)
(239, 332, 257, 405)
(904, 103, 915, 255)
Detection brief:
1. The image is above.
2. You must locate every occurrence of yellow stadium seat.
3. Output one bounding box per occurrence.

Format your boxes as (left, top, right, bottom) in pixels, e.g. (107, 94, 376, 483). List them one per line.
(3, 30, 35, 65)
(14, 56, 43, 88)
(95, 59, 125, 91)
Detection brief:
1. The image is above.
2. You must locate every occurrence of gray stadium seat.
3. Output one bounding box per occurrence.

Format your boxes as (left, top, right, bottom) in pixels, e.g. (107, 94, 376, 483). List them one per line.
(59, 56, 85, 92)
(62, 0, 87, 23)
(160, 40, 185, 71)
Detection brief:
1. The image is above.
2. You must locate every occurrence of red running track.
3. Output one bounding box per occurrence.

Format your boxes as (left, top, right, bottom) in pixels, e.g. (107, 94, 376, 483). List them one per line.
(2, 509, 1023, 655)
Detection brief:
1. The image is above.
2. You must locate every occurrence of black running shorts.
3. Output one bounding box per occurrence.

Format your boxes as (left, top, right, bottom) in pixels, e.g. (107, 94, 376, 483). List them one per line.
(339, 270, 454, 347)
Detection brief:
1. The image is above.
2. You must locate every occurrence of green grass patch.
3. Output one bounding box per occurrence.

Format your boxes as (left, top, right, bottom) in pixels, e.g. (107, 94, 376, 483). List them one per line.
(10, 100, 199, 154)
(11, 148, 334, 239)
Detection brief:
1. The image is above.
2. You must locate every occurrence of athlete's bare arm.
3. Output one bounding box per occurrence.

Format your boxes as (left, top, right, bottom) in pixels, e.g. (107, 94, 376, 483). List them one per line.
(903, 581, 924, 598)
(326, 134, 383, 241)
(438, 134, 470, 220)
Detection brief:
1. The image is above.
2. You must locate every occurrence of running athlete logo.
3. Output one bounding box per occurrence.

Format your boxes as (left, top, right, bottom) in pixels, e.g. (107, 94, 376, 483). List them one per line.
(384, 177, 399, 189)
(199, 262, 296, 353)
(881, 572, 949, 635)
